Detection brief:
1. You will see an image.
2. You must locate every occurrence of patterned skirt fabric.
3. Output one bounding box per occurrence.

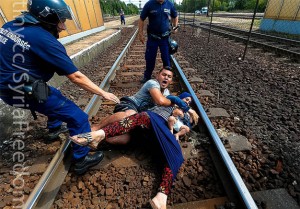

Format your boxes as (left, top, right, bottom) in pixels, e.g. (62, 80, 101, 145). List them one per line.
(102, 111, 184, 180)
(102, 112, 151, 138)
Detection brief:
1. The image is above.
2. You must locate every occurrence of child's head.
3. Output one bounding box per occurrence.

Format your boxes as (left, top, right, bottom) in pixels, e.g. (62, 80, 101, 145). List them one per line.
(179, 92, 192, 106)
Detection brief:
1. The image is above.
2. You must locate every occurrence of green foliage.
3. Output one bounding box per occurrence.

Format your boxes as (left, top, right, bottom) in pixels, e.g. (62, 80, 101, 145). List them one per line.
(178, 0, 267, 12)
(100, 0, 139, 16)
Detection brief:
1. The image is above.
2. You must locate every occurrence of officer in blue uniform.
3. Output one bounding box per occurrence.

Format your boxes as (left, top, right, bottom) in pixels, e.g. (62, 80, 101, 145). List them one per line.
(0, 0, 120, 175)
(138, 0, 179, 83)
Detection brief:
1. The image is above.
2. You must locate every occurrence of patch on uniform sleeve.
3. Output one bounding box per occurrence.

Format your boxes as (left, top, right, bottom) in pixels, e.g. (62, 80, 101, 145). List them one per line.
(164, 8, 170, 14)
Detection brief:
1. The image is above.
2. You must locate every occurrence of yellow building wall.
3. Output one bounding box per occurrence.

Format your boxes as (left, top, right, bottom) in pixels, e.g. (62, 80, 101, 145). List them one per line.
(0, 0, 104, 38)
(265, 0, 300, 21)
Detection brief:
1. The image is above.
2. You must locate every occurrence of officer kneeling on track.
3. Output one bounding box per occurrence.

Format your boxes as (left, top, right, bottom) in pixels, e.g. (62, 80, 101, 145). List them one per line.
(0, 0, 120, 175)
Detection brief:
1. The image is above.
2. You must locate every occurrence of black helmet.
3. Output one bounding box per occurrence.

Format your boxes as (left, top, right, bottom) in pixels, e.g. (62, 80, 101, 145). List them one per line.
(169, 38, 178, 55)
(27, 0, 72, 26)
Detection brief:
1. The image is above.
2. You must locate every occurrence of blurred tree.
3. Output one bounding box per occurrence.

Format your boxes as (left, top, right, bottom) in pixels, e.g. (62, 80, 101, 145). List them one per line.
(100, 0, 139, 16)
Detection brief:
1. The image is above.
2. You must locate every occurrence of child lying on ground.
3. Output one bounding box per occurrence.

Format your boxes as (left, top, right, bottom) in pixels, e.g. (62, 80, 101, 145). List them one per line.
(168, 92, 195, 141)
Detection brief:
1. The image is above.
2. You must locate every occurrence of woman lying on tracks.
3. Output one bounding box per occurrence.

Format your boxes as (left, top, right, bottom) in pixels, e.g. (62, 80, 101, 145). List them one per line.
(69, 97, 198, 209)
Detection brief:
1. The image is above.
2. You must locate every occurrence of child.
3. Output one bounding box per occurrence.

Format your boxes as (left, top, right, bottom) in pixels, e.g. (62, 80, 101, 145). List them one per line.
(168, 92, 194, 141)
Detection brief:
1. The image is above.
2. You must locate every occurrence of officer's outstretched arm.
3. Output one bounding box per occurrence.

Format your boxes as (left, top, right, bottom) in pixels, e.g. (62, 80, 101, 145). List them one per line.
(67, 71, 120, 103)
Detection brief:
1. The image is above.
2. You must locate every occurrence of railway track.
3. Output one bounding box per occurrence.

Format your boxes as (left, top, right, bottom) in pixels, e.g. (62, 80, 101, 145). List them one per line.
(181, 13, 264, 19)
(181, 18, 300, 61)
(19, 28, 261, 209)
(2, 22, 297, 209)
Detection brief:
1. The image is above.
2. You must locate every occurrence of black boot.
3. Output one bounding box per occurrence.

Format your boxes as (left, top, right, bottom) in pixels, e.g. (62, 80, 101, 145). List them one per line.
(46, 125, 68, 142)
(74, 151, 104, 175)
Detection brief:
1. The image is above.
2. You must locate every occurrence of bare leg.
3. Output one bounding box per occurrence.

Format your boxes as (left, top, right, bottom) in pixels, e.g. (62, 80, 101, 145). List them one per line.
(168, 116, 176, 134)
(174, 125, 190, 141)
(106, 134, 131, 145)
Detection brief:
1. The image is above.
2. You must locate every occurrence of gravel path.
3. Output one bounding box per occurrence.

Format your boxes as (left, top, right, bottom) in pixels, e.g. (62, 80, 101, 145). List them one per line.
(174, 26, 300, 205)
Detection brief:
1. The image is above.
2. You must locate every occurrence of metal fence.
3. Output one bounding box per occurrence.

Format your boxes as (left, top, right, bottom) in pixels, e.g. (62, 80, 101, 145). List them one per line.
(177, 0, 300, 60)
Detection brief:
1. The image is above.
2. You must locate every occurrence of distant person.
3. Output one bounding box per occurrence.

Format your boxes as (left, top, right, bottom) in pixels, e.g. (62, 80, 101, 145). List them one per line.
(120, 9, 125, 25)
(138, 0, 179, 84)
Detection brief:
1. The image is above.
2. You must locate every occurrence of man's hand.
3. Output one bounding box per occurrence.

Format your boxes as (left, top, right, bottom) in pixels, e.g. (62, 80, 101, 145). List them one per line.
(172, 25, 179, 34)
(138, 33, 145, 44)
(188, 109, 199, 125)
(101, 92, 120, 104)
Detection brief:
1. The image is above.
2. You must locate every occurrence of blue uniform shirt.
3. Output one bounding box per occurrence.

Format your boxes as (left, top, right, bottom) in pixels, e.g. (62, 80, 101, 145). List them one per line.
(0, 20, 77, 91)
(140, 0, 177, 36)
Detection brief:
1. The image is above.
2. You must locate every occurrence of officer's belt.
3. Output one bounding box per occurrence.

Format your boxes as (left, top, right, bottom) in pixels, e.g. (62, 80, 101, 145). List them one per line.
(148, 32, 170, 40)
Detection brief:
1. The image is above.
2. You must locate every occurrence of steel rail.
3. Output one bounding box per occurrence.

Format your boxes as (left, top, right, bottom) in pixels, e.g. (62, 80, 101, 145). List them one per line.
(199, 22, 300, 46)
(85, 29, 138, 116)
(182, 19, 300, 60)
(23, 29, 139, 209)
(171, 56, 258, 209)
(182, 12, 264, 19)
(197, 24, 300, 59)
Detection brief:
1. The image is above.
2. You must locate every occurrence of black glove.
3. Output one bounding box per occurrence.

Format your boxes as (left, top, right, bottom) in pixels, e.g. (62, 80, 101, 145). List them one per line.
(167, 95, 190, 112)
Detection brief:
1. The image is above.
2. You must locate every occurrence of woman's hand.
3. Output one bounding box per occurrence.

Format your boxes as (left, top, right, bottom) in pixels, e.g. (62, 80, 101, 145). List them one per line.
(188, 109, 199, 125)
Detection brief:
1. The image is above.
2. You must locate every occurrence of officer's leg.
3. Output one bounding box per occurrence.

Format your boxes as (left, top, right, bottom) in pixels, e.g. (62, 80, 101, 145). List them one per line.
(33, 87, 104, 174)
(159, 38, 171, 67)
(46, 116, 69, 142)
(32, 88, 90, 158)
(144, 37, 159, 81)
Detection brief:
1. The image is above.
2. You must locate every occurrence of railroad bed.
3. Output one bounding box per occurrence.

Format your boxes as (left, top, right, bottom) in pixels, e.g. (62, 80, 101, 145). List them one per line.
(0, 20, 299, 209)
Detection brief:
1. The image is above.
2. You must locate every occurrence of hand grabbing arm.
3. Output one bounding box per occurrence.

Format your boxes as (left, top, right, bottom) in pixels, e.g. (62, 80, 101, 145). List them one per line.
(166, 95, 190, 112)
(67, 71, 120, 104)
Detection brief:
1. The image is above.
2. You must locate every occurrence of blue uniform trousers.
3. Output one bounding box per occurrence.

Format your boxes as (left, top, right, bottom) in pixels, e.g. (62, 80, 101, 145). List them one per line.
(1, 86, 90, 160)
(144, 36, 170, 80)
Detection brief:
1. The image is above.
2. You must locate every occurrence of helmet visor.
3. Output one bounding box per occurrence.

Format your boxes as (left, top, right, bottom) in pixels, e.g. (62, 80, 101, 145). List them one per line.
(55, 5, 81, 33)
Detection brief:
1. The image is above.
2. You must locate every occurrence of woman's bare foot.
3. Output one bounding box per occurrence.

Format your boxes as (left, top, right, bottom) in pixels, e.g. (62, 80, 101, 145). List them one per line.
(150, 192, 167, 209)
(70, 130, 105, 149)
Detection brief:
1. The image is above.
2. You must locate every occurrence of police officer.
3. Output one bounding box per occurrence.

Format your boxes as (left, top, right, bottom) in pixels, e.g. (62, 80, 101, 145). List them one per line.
(0, 0, 120, 175)
(138, 0, 179, 84)
(120, 9, 125, 25)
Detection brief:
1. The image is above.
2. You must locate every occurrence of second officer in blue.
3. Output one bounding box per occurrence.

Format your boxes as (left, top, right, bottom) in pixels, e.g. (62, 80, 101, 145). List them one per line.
(138, 0, 179, 84)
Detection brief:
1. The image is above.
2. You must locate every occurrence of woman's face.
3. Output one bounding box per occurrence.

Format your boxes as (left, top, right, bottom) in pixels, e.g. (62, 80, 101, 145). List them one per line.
(57, 20, 67, 33)
(182, 97, 192, 106)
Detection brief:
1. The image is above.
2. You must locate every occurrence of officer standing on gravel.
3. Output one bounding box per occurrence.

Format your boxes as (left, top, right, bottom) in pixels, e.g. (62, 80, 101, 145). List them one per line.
(0, 0, 120, 175)
(138, 0, 179, 84)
